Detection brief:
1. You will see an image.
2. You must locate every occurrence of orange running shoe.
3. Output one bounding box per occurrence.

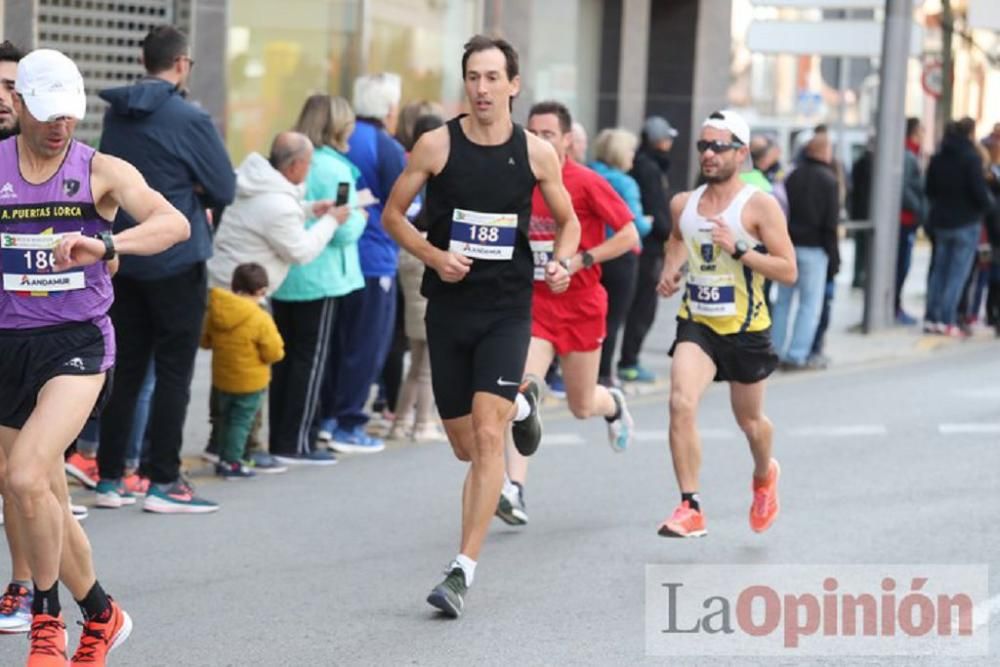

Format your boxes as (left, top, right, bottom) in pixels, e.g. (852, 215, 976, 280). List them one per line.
(65, 453, 99, 490)
(70, 599, 132, 666)
(749, 458, 781, 533)
(121, 474, 149, 497)
(27, 613, 68, 667)
(657, 500, 707, 538)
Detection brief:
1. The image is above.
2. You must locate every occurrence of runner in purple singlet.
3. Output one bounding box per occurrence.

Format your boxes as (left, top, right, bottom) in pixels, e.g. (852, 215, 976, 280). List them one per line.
(0, 49, 188, 666)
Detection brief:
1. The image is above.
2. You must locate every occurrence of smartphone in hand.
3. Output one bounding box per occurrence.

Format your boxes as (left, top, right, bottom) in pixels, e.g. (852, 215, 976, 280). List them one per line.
(335, 182, 350, 206)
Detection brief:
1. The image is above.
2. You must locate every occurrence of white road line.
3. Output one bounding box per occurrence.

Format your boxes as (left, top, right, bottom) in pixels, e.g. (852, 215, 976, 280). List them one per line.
(787, 425, 888, 437)
(953, 388, 1000, 400)
(939, 423, 1000, 435)
(973, 593, 1000, 629)
(631, 429, 736, 442)
(540, 434, 585, 447)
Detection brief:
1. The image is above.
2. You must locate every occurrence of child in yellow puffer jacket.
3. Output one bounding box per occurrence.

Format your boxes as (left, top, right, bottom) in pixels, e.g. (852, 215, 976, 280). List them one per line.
(201, 263, 285, 479)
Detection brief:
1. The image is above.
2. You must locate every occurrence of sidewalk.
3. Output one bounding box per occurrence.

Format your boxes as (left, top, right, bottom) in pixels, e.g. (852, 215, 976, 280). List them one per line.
(177, 239, 994, 461)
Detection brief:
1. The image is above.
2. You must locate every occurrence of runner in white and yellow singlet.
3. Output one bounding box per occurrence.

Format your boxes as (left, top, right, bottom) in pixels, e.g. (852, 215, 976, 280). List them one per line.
(656, 110, 797, 539)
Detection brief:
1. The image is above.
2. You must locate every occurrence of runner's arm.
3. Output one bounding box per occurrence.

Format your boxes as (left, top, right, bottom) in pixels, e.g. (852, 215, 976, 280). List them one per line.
(383, 128, 451, 268)
(96, 153, 190, 256)
(578, 221, 638, 270)
(54, 154, 189, 271)
(657, 194, 689, 298)
(529, 134, 580, 264)
(735, 193, 797, 285)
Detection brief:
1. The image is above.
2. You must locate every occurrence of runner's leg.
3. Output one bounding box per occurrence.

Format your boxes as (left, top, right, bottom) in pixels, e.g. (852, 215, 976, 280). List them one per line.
(6, 374, 104, 591)
(668, 343, 716, 493)
(729, 380, 773, 479)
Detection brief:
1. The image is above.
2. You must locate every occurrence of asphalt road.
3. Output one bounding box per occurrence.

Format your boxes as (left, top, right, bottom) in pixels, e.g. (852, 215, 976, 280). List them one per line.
(1, 340, 998, 666)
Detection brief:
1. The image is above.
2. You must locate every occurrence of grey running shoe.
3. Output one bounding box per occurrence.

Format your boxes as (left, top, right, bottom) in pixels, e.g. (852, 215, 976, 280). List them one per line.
(495, 485, 528, 525)
(606, 387, 634, 453)
(511, 379, 542, 456)
(426, 566, 468, 618)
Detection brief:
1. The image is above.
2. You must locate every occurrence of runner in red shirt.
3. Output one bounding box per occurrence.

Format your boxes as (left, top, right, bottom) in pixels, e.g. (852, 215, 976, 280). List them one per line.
(497, 101, 639, 525)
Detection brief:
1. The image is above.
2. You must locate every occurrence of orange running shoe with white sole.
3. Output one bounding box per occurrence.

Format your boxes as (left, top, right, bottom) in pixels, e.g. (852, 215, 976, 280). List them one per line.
(657, 500, 707, 538)
(27, 613, 68, 667)
(70, 599, 132, 666)
(749, 458, 780, 533)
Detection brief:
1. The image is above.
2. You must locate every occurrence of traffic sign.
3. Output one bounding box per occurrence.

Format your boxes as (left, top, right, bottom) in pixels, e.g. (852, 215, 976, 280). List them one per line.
(921, 60, 943, 99)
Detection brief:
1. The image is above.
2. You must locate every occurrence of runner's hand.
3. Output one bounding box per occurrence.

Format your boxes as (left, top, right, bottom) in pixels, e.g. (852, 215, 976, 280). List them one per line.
(708, 217, 735, 255)
(657, 266, 683, 297)
(544, 260, 570, 294)
(434, 249, 472, 283)
(53, 234, 104, 271)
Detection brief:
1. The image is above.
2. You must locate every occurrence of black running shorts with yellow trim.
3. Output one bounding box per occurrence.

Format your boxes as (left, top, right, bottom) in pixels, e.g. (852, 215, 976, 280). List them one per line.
(0, 322, 114, 429)
(669, 317, 778, 384)
(425, 300, 532, 420)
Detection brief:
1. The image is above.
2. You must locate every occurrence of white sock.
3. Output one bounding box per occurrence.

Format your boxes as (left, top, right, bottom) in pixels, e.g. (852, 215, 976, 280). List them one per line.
(454, 554, 477, 586)
(502, 474, 518, 497)
(513, 392, 531, 422)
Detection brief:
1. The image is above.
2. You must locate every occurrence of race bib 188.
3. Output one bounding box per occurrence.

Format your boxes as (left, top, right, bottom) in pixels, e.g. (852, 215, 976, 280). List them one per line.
(1, 232, 84, 293)
(449, 208, 518, 260)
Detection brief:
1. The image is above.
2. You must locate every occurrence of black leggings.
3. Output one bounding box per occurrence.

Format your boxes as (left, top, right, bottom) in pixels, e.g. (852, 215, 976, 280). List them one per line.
(599, 252, 639, 382)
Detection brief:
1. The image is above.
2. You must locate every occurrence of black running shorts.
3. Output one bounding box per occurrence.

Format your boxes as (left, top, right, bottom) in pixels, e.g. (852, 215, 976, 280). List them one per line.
(425, 300, 532, 420)
(669, 318, 778, 384)
(0, 322, 114, 429)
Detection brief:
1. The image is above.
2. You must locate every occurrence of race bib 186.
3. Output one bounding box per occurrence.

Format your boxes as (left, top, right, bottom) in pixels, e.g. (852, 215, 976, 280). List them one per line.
(1, 232, 84, 293)
(449, 208, 518, 260)
(687, 274, 736, 317)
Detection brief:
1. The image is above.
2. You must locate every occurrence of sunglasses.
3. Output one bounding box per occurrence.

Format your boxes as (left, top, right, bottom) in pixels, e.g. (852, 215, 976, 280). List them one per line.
(696, 140, 742, 154)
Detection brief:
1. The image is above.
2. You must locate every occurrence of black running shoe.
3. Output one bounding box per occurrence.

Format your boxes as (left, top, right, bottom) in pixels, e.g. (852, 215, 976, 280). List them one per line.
(495, 485, 528, 525)
(426, 566, 468, 618)
(511, 379, 542, 456)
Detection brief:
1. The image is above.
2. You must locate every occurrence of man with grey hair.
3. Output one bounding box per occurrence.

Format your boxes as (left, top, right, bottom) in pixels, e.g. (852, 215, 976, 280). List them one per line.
(316, 74, 407, 452)
(208, 130, 348, 298)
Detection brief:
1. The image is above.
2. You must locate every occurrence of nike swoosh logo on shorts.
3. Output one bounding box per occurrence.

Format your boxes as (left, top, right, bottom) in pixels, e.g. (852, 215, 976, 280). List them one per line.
(496, 377, 520, 387)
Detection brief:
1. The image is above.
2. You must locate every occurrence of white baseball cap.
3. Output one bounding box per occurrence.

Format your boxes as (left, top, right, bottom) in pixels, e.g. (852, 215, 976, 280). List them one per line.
(702, 110, 750, 146)
(15, 49, 86, 122)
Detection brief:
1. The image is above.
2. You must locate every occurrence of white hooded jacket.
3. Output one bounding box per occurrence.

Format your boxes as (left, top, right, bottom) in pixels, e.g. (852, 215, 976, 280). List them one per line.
(207, 152, 338, 294)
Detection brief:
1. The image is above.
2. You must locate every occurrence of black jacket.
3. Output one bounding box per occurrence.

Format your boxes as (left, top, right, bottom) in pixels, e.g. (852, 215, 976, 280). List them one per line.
(785, 157, 840, 275)
(99, 79, 236, 280)
(925, 133, 992, 231)
(629, 148, 672, 252)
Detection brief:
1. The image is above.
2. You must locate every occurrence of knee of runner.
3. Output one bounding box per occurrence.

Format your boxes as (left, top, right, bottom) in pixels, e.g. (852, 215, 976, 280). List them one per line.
(6, 467, 49, 512)
(669, 391, 698, 422)
(737, 414, 767, 439)
(567, 398, 595, 420)
(471, 425, 505, 455)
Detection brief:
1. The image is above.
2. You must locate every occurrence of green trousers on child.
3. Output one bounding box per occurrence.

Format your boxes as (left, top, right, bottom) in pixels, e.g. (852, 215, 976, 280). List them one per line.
(210, 387, 266, 464)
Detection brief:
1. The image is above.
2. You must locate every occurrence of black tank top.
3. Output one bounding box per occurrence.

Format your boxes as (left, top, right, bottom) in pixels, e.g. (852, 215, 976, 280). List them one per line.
(421, 116, 537, 309)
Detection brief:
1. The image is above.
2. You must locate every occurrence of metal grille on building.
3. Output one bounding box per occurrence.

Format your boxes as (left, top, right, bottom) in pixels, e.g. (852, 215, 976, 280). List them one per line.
(36, 0, 193, 145)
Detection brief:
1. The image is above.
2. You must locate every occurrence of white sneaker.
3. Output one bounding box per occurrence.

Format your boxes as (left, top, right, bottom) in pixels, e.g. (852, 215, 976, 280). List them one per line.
(71, 504, 88, 521)
(606, 387, 633, 453)
(412, 423, 446, 442)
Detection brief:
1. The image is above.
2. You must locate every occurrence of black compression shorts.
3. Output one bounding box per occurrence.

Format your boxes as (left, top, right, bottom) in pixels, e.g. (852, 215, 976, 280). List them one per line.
(425, 300, 532, 420)
(0, 322, 114, 429)
(669, 318, 778, 384)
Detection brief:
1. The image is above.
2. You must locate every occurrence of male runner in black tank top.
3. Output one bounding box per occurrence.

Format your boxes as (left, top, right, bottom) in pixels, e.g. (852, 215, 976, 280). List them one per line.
(384, 35, 580, 619)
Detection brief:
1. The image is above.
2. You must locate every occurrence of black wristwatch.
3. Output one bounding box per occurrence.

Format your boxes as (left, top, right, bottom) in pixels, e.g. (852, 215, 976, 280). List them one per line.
(99, 231, 116, 261)
(731, 239, 750, 261)
(580, 251, 595, 268)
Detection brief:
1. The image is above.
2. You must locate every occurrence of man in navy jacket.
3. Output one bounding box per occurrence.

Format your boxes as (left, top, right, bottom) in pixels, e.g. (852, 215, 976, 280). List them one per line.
(96, 25, 235, 513)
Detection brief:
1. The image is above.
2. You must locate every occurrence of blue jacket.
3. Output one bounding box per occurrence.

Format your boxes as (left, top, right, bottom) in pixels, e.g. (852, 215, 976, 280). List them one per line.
(99, 79, 235, 280)
(346, 120, 406, 277)
(272, 147, 367, 302)
(589, 160, 650, 238)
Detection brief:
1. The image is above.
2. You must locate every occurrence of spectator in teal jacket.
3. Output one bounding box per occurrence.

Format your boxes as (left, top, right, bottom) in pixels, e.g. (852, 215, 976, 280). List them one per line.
(269, 95, 366, 464)
(589, 128, 648, 386)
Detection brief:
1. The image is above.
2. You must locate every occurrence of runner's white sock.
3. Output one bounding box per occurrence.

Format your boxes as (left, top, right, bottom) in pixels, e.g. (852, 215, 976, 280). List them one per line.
(513, 392, 531, 422)
(454, 554, 477, 586)
(502, 474, 519, 498)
